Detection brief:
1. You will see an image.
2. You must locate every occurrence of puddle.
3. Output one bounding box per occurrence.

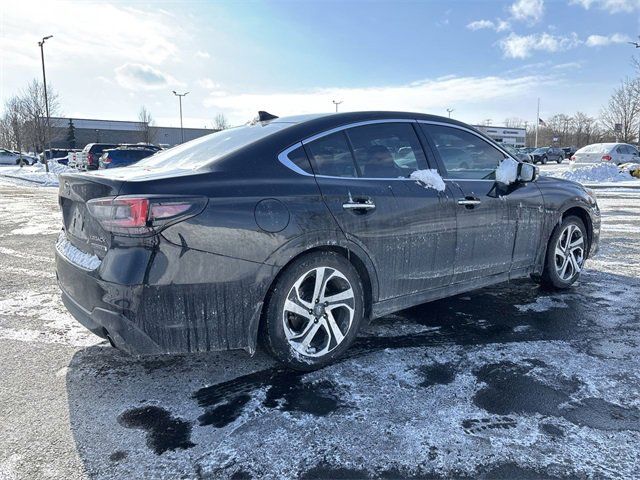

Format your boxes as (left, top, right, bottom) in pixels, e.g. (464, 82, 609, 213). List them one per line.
(118, 406, 195, 454)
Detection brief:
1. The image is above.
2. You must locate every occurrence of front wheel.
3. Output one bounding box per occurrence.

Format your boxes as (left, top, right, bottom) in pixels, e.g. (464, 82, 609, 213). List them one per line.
(540, 216, 587, 289)
(556, 158, 562, 164)
(261, 251, 365, 370)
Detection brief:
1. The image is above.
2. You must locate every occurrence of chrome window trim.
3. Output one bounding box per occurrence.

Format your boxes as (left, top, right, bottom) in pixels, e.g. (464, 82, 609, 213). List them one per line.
(277, 142, 313, 177)
(277, 118, 422, 180)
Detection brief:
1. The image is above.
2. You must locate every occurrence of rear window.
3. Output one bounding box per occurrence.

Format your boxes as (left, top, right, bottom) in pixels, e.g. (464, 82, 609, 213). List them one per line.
(136, 122, 291, 170)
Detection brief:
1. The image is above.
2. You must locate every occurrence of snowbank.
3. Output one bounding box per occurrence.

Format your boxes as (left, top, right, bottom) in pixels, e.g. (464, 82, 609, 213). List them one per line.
(410, 169, 446, 191)
(560, 163, 635, 184)
(0, 160, 74, 186)
(495, 157, 519, 185)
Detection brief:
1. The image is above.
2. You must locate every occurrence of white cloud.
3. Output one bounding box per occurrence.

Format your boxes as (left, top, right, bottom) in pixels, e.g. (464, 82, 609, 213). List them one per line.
(585, 33, 631, 46)
(114, 63, 182, 91)
(196, 51, 211, 59)
(467, 19, 510, 32)
(0, 0, 181, 68)
(570, 0, 640, 12)
(509, 0, 545, 23)
(467, 20, 496, 30)
(500, 32, 580, 58)
(198, 78, 221, 89)
(203, 74, 560, 123)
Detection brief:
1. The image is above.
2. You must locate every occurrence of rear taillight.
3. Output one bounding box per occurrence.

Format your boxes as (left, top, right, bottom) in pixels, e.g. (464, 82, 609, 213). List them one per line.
(87, 153, 94, 165)
(87, 196, 207, 236)
(602, 155, 612, 161)
(102, 155, 111, 163)
(570, 155, 576, 161)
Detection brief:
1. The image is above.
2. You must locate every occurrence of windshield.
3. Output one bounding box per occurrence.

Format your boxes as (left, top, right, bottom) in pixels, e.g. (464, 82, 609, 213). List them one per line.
(136, 122, 292, 170)
(533, 148, 547, 154)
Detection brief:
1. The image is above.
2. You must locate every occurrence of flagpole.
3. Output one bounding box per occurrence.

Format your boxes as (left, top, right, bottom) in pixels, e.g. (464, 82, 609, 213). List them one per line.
(535, 97, 540, 148)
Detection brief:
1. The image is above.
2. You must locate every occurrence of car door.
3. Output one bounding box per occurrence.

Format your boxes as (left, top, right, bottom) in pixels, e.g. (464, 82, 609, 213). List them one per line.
(305, 121, 456, 300)
(420, 122, 516, 283)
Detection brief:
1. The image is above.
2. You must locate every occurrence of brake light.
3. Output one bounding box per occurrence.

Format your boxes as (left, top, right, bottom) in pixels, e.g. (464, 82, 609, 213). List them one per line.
(87, 153, 94, 164)
(602, 155, 612, 161)
(87, 196, 207, 236)
(102, 155, 111, 164)
(570, 155, 576, 161)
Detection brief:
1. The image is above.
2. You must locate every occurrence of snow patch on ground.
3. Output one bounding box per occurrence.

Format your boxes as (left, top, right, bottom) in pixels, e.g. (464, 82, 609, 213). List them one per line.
(0, 161, 74, 187)
(495, 157, 519, 185)
(410, 169, 446, 191)
(515, 296, 570, 313)
(560, 163, 635, 184)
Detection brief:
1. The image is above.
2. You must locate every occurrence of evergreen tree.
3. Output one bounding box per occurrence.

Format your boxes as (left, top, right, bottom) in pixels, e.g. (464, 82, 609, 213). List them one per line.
(66, 118, 76, 148)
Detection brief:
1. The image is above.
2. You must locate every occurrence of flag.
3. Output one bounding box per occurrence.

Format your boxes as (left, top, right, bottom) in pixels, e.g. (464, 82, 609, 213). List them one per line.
(538, 118, 547, 127)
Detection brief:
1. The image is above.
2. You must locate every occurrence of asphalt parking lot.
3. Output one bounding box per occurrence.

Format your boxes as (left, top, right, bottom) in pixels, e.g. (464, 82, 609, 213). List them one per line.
(1, 168, 640, 479)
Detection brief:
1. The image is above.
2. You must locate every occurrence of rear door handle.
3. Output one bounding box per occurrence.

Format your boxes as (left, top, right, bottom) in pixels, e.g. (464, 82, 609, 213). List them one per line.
(343, 198, 376, 211)
(457, 197, 481, 207)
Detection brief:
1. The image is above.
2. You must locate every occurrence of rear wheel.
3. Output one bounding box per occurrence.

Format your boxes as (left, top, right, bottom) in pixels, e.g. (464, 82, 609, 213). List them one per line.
(540, 216, 587, 289)
(556, 158, 562, 164)
(541, 156, 548, 165)
(261, 251, 365, 370)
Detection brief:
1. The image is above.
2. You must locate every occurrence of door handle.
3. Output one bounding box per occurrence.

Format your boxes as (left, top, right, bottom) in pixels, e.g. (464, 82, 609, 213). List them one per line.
(342, 198, 376, 211)
(457, 197, 481, 208)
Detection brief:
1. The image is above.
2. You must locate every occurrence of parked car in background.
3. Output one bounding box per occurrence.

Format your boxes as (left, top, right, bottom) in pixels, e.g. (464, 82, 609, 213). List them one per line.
(0, 148, 37, 165)
(571, 143, 639, 165)
(41, 148, 81, 164)
(562, 146, 577, 159)
(531, 146, 564, 164)
(503, 145, 532, 163)
(99, 146, 157, 169)
(56, 111, 600, 370)
(78, 143, 118, 170)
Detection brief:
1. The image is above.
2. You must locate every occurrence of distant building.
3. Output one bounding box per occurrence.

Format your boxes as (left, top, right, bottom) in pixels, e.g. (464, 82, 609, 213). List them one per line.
(474, 125, 526, 148)
(47, 116, 216, 149)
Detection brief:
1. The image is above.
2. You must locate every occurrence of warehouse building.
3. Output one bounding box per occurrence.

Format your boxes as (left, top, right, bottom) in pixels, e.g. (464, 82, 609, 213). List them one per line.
(474, 125, 526, 148)
(48, 117, 216, 149)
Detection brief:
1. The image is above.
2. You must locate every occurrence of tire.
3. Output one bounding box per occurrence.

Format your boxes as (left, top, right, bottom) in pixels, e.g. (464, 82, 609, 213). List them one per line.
(541, 156, 548, 165)
(540, 216, 587, 289)
(556, 158, 562, 164)
(261, 251, 365, 371)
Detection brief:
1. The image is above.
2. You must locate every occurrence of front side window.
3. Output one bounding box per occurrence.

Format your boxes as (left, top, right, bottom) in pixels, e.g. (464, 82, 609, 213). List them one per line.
(305, 132, 357, 178)
(422, 124, 505, 179)
(346, 122, 426, 178)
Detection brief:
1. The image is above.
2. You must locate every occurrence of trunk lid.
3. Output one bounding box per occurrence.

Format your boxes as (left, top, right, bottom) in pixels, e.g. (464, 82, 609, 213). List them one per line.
(58, 173, 124, 258)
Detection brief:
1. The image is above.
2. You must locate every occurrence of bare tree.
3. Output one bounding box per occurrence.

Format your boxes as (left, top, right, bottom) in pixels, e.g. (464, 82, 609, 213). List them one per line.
(600, 77, 640, 143)
(503, 117, 526, 128)
(138, 106, 155, 144)
(213, 113, 229, 131)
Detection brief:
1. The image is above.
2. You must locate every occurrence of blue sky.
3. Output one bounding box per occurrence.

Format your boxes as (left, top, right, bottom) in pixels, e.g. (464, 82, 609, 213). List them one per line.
(1, 0, 639, 127)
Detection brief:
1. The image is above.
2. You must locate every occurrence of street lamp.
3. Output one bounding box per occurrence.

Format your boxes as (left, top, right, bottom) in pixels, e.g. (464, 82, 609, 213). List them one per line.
(332, 100, 343, 113)
(446, 108, 454, 118)
(38, 35, 53, 171)
(172, 91, 189, 143)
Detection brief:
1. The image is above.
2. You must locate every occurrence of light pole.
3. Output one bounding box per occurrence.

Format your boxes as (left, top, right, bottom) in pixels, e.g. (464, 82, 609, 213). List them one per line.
(446, 108, 454, 118)
(173, 91, 189, 143)
(38, 35, 53, 171)
(332, 100, 343, 113)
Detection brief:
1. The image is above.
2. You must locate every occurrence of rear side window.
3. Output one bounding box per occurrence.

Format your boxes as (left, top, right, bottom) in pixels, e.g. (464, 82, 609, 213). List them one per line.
(346, 123, 426, 178)
(421, 124, 505, 180)
(306, 132, 357, 178)
(285, 146, 313, 174)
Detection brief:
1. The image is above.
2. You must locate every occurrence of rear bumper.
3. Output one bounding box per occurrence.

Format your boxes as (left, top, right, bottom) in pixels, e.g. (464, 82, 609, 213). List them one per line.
(56, 237, 273, 356)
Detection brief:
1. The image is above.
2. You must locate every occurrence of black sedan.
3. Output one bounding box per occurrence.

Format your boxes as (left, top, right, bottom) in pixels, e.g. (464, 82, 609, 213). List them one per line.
(531, 146, 565, 164)
(55, 111, 600, 370)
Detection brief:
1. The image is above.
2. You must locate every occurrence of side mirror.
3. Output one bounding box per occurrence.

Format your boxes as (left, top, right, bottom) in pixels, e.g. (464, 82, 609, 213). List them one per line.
(518, 162, 538, 182)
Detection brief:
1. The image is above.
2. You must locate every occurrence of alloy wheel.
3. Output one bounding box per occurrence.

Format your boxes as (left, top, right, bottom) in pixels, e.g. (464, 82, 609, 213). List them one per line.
(282, 266, 355, 358)
(554, 224, 584, 281)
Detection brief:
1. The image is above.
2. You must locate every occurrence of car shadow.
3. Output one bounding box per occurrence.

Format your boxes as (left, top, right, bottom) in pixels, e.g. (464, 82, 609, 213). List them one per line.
(65, 269, 639, 479)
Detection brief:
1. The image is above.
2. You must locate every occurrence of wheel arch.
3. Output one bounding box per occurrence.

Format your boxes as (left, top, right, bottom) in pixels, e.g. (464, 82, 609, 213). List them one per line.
(257, 241, 379, 348)
(561, 206, 593, 256)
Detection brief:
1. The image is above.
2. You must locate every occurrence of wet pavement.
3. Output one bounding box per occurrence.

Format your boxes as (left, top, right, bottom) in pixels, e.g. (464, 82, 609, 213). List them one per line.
(1, 179, 639, 479)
